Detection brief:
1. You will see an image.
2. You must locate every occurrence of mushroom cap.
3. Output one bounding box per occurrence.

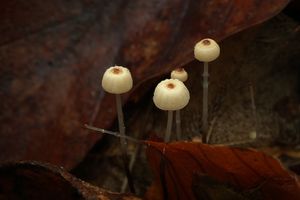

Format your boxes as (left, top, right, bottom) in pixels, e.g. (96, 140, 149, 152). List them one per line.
(153, 79, 190, 111)
(171, 68, 188, 82)
(194, 38, 220, 62)
(101, 66, 133, 94)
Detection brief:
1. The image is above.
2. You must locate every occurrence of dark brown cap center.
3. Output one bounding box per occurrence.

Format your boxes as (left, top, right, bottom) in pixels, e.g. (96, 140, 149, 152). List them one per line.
(112, 67, 122, 74)
(175, 68, 184, 72)
(167, 83, 175, 89)
(202, 39, 211, 45)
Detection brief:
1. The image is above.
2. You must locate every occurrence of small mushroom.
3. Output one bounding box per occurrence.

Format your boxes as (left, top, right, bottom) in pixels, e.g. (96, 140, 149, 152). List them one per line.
(170, 68, 188, 140)
(101, 65, 135, 192)
(194, 38, 220, 143)
(194, 38, 220, 62)
(102, 66, 133, 144)
(102, 66, 133, 94)
(171, 68, 188, 82)
(153, 79, 190, 142)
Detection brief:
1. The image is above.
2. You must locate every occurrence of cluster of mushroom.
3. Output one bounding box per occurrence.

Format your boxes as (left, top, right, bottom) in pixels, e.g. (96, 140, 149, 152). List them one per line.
(101, 38, 220, 143)
(98, 38, 220, 192)
(153, 38, 220, 142)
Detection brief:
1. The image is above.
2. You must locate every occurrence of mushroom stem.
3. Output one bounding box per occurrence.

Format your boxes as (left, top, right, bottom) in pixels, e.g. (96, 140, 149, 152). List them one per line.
(115, 94, 135, 193)
(116, 94, 127, 148)
(120, 153, 135, 193)
(175, 110, 182, 140)
(202, 62, 209, 143)
(121, 144, 139, 192)
(165, 110, 174, 142)
(249, 82, 257, 133)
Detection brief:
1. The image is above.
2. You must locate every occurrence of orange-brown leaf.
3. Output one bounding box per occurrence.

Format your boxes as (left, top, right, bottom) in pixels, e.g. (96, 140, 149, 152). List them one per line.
(146, 141, 300, 200)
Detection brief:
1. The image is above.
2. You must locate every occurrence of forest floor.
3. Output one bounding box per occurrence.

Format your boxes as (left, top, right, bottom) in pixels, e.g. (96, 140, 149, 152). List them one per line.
(72, 13, 300, 197)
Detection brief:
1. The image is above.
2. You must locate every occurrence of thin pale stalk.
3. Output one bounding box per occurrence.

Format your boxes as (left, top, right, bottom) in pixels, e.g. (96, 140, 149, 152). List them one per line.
(206, 116, 217, 143)
(115, 94, 135, 193)
(202, 62, 209, 143)
(121, 145, 139, 192)
(249, 83, 257, 133)
(165, 110, 173, 142)
(116, 94, 126, 147)
(175, 110, 181, 140)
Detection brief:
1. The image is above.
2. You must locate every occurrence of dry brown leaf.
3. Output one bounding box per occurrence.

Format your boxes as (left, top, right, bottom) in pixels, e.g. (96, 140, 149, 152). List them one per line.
(145, 141, 300, 200)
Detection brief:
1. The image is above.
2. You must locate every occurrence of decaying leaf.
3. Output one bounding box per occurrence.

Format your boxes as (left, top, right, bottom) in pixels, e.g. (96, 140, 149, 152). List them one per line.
(145, 141, 300, 200)
(0, 0, 290, 169)
(0, 161, 140, 200)
(192, 173, 263, 200)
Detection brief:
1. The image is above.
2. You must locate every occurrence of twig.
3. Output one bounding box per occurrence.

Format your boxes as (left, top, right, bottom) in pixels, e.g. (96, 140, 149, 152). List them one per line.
(84, 124, 141, 143)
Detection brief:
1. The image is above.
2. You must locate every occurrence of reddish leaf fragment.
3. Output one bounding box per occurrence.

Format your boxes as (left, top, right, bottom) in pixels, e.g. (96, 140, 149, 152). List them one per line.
(192, 173, 262, 200)
(146, 141, 300, 200)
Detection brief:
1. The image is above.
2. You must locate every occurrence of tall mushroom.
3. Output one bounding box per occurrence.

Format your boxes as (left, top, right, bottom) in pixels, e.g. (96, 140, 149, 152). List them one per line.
(171, 68, 188, 140)
(194, 38, 220, 143)
(153, 79, 190, 142)
(101, 66, 135, 192)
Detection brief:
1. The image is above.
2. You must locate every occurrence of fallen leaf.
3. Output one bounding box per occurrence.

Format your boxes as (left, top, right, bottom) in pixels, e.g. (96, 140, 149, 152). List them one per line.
(145, 141, 300, 200)
(192, 173, 262, 200)
(0, 161, 140, 200)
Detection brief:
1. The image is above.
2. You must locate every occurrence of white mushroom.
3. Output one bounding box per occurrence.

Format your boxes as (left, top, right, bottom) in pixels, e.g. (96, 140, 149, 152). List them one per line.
(170, 68, 188, 140)
(171, 68, 188, 82)
(153, 79, 190, 142)
(102, 66, 133, 94)
(101, 65, 135, 192)
(194, 38, 220, 62)
(194, 38, 220, 143)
